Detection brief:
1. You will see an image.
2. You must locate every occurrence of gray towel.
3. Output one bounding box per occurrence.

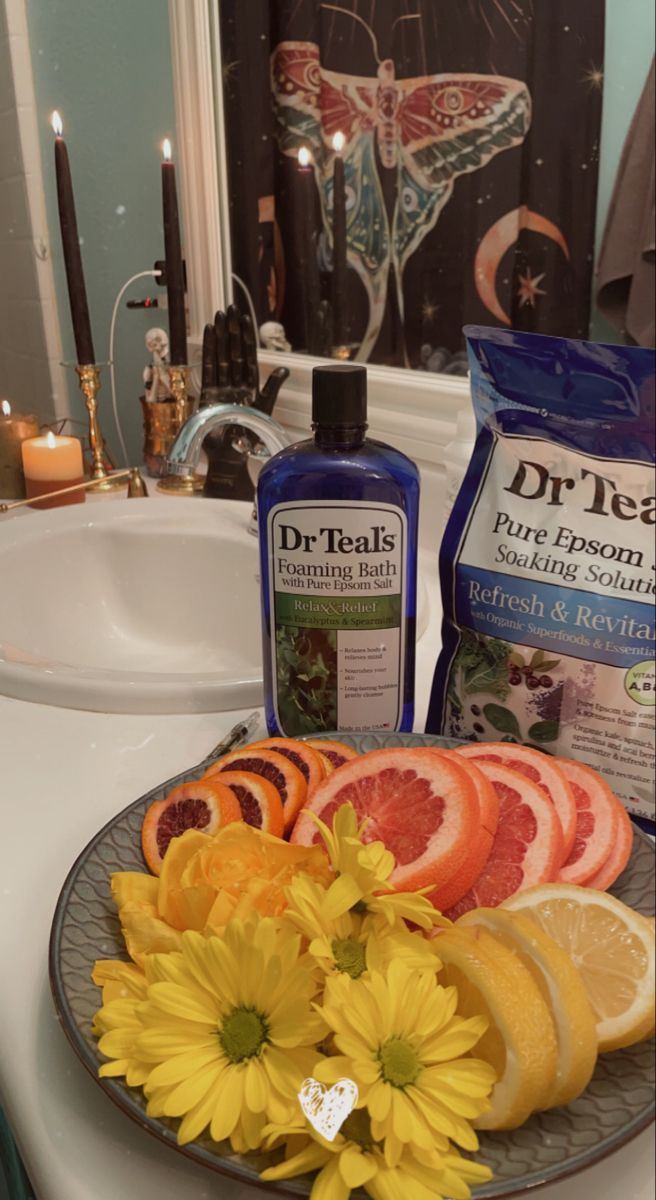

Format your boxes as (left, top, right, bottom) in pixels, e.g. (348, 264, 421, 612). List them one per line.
(596, 59, 655, 347)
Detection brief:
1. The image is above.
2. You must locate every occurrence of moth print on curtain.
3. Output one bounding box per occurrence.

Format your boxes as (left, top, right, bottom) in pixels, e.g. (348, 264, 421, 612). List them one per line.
(271, 34, 531, 361)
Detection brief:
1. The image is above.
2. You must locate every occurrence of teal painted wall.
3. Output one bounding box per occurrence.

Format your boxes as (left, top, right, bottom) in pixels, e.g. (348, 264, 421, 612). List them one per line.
(26, 0, 177, 466)
(592, 0, 655, 341)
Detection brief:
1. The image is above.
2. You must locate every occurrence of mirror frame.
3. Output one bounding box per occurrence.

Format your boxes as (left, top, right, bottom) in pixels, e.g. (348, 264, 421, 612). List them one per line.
(168, 0, 469, 468)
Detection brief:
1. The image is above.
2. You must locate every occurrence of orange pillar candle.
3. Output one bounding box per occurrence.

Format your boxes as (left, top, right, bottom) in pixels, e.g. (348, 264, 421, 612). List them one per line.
(21, 432, 85, 508)
(0, 401, 40, 498)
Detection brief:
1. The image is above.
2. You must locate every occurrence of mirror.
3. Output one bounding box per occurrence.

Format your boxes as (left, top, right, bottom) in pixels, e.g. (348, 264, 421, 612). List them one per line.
(217, 0, 656, 371)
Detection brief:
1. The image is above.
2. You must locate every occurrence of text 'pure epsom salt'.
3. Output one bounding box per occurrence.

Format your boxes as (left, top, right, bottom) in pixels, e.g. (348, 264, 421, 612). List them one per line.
(427, 327, 655, 830)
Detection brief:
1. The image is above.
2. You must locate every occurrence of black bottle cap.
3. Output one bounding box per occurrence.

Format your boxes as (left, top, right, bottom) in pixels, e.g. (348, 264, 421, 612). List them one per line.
(312, 364, 367, 426)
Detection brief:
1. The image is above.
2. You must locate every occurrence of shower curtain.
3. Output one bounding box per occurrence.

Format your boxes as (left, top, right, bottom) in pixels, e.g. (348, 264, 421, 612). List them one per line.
(219, 0, 604, 368)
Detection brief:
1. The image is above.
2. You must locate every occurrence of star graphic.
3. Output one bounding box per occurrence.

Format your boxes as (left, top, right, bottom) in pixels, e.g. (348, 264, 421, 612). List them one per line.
(421, 296, 440, 323)
(582, 63, 604, 91)
(517, 269, 547, 308)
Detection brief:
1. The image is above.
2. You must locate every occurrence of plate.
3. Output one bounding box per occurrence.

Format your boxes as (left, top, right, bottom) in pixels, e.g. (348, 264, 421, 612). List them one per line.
(49, 731, 655, 1197)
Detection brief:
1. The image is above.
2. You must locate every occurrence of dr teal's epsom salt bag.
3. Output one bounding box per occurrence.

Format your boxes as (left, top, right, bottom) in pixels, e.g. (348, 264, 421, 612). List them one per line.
(426, 327, 655, 832)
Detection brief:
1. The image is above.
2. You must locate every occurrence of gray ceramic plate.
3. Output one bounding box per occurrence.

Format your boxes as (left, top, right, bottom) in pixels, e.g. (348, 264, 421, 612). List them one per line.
(49, 731, 655, 1197)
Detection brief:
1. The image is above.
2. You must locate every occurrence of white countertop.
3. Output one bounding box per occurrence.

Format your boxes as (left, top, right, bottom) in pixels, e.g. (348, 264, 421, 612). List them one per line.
(0, 494, 653, 1200)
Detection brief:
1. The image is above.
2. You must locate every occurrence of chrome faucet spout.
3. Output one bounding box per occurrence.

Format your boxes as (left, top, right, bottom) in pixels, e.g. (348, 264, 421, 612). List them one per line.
(165, 403, 290, 477)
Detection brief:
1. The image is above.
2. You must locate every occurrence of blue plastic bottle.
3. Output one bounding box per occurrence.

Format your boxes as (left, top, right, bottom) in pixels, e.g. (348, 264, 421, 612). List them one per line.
(257, 364, 420, 736)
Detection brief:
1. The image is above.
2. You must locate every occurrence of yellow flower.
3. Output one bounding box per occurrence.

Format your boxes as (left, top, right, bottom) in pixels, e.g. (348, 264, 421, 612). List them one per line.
(156, 823, 333, 934)
(261, 1110, 492, 1199)
(309, 804, 450, 930)
(282, 874, 441, 980)
(95, 917, 327, 1152)
(315, 961, 496, 1167)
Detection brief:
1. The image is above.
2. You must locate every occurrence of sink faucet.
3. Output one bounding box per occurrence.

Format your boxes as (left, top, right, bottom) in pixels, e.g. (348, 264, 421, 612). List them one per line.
(166, 403, 291, 532)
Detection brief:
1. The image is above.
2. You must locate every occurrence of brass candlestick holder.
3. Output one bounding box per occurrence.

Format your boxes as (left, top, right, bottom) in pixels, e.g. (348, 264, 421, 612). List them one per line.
(75, 364, 125, 492)
(156, 365, 203, 495)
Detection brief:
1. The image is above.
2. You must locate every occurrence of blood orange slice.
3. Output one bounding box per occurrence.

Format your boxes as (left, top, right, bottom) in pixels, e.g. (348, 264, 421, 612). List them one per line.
(247, 738, 325, 796)
(552, 758, 621, 885)
(584, 799, 634, 891)
(141, 780, 241, 876)
(204, 747, 306, 830)
(214, 771, 284, 838)
(303, 738, 359, 773)
(425, 752, 499, 912)
(444, 761, 565, 920)
(289, 747, 479, 892)
(457, 743, 577, 863)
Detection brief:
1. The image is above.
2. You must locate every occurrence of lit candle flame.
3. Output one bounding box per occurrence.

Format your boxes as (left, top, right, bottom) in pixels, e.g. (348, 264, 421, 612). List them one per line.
(162, 138, 172, 162)
(51, 111, 63, 137)
(46, 431, 57, 449)
(298, 146, 312, 168)
(1, 400, 10, 417)
(332, 131, 345, 155)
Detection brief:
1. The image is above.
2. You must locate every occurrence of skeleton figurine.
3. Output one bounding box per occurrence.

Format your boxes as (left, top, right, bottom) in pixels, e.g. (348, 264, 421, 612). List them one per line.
(143, 327, 172, 400)
(259, 321, 291, 353)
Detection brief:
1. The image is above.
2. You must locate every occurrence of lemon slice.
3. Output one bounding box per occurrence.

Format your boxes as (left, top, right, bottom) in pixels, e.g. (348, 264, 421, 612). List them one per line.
(502, 884, 655, 1053)
(434, 924, 558, 1130)
(457, 907, 598, 1108)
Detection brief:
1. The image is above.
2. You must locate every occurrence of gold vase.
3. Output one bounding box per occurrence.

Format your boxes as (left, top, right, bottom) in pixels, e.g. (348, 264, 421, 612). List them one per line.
(140, 396, 194, 478)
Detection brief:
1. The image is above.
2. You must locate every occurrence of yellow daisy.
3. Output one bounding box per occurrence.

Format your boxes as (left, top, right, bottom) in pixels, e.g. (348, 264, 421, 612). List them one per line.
(95, 917, 327, 1151)
(315, 961, 496, 1167)
(261, 1110, 492, 1199)
(282, 874, 441, 980)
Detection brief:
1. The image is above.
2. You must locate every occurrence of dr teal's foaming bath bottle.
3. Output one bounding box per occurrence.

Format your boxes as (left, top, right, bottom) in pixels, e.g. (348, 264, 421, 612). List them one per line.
(257, 364, 420, 736)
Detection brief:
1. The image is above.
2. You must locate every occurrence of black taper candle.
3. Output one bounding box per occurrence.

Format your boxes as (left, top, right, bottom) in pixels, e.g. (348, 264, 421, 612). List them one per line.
(161, 140, 187, 366)
(297, 149, 321, 352)
(51, 112, 95, 365)
(331, 134, 348, 350)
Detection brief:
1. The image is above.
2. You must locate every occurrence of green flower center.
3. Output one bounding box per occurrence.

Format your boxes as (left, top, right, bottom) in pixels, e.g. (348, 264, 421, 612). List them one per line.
(332, 936, 366, 979)
(378, 1037, 420, 1087)
(340, 1109, 376, 1150)
(219, 1006, 269, 1063)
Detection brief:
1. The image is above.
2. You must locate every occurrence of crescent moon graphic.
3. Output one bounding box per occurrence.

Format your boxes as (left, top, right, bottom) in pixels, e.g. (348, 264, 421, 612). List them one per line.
(474, 205, 570, 326)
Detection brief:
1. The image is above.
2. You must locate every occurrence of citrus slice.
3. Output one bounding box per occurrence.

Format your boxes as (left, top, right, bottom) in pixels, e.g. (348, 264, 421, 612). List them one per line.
(247, 737, 325, 796)
(502, 883, 656, 1052)
(433, 924, 559, 1129)
(457, 743, 577, 862)
(214, 770, 284, 838)
(141, 780, 241, 876)
(289, 747, 479, 892)
(425, 752, 499, 912)
(444, 761, 565, 919)
(457, 907, 598, 1108)
(552, 758, 621, 885)
(204, 747, 306, 831)
(303, 738, 359, 773)
(582, 795, 634, 892)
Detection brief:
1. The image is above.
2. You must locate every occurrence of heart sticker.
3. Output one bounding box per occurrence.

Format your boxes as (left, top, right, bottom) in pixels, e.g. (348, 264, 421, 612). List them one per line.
(298, 1077, 359, 1142)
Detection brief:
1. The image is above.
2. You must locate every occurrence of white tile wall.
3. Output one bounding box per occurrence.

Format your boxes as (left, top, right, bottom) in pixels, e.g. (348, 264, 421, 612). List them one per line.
(0, 0, 54, 422)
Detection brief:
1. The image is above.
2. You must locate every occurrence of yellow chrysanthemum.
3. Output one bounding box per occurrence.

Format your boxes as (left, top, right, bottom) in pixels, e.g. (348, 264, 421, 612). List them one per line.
(309, 804, 450, 930)
(282, 874, 441, 979)
(315, 961, 496, 1167)
(95, 917, 327, 1152)
(261, 1110, 492, 1199)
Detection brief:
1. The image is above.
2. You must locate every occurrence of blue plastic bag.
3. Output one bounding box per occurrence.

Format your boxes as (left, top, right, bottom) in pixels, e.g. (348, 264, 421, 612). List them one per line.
(426, 326, 655, 831)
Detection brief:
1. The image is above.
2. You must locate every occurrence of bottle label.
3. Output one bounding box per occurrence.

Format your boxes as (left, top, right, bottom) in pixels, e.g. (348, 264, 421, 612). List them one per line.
(267, 500, 408, 735)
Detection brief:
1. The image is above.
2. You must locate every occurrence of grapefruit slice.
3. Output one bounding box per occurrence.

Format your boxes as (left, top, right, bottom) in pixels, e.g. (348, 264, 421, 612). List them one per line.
(141, 780, 241, 876)
(552, 758, 621, 885)
(289, 747, 479, 892)
(213, 771, 284, 838)
(204, 747, 306, 831)
(584, 799, 634, 891)
(424, 752, 499, 912)
(303, 738, 359, 773)
(444, 761, 565, 920)
(246, 737, 325, 796)
(457, 742, 577, 863)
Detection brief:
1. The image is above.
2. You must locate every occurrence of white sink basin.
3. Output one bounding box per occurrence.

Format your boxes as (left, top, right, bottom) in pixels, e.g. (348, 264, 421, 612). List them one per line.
(0, 496, 432, 714)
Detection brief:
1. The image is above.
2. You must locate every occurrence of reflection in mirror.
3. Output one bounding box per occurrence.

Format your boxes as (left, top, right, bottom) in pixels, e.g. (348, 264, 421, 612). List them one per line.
(219, 0, 655, 372)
